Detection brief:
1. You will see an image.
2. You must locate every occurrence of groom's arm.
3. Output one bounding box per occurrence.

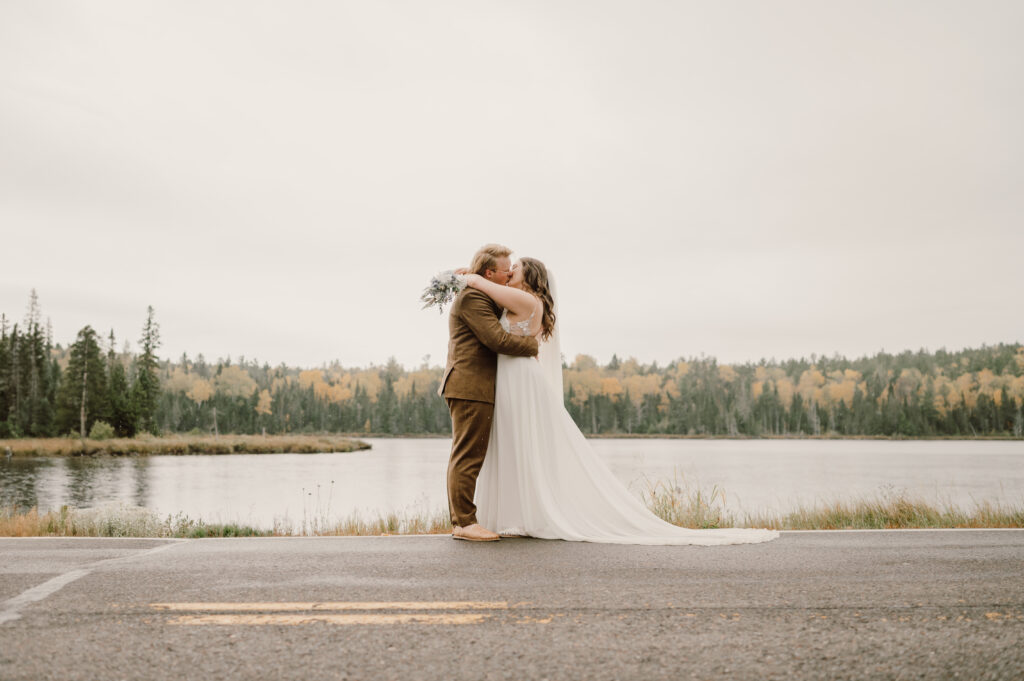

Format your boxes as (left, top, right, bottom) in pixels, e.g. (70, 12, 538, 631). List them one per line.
(460, 291, 539, 357)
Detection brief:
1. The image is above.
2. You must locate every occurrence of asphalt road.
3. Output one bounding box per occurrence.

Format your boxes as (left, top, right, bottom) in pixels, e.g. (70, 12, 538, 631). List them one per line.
(1, 531, 1022, 680)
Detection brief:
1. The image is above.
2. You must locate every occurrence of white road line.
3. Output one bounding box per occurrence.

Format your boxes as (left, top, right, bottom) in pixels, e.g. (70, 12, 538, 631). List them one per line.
(0, 569, 91, 625)
(0, 540, 185, 625)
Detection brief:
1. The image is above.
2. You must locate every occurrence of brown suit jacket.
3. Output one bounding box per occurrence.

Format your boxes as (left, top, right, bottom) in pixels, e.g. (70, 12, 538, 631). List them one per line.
(439, 288, 539, 403)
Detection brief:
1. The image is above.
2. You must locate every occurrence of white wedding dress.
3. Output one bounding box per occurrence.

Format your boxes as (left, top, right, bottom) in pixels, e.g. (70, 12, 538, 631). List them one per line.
(475, 309, 779, 546)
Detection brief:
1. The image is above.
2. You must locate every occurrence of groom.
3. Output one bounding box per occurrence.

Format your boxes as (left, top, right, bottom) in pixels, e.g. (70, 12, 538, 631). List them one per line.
(440, 244, 539, 541)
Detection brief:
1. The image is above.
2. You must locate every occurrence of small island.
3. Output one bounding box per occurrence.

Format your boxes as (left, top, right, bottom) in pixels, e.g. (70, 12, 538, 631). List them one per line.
(1, 434, 370, 457)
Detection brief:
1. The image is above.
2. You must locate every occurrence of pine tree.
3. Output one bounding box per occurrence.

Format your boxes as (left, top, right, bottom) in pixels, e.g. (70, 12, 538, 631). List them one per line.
(0, 315, 10, 437)
(107, 330, 135, 437)
(55, 326, 109, 436)
(22, 290, 53, 435)
(132, 306, 161, 434)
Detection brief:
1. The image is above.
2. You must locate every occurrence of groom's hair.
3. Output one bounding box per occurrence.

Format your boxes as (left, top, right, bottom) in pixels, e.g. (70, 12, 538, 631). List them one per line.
(470, 244, 513, 276)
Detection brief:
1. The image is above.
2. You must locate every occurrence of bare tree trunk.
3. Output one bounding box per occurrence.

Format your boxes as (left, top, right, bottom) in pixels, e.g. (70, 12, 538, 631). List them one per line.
(212, 406, 219, 437)
(80, 364, 88, 438)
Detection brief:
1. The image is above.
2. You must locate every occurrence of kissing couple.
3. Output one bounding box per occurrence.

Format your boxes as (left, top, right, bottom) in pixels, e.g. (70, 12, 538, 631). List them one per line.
(438, 244, 778, 546)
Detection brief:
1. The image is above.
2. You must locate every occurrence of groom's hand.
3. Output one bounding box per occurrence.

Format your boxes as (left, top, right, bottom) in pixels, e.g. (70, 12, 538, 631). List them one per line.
(461, 291, 539, 358)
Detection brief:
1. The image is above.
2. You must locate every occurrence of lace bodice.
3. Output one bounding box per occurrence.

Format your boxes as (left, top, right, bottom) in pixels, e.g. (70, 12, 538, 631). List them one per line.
(501, 309, 535, 337)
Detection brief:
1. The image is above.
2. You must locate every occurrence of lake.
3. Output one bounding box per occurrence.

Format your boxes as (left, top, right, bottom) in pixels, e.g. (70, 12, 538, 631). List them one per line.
(2, 438, 1022, 529)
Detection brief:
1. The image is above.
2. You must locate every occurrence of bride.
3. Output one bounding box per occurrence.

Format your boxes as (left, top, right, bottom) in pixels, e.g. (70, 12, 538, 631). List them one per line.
(461, 257, 778, 546)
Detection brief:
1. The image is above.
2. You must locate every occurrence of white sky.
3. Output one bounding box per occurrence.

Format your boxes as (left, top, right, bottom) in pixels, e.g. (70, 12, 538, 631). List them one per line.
(2, 1, 1022, 370)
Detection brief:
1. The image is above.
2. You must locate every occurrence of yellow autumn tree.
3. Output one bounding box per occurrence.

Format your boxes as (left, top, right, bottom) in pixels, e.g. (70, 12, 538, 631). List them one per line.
(623, 374, 662, 408)
(718, 365, 738, 384)
(565, 367, 602, 407)
(351, 369, 382, 402)
(775, 377, 795, 408)
(797, 368, 825, 403)
(955, 373, 978, 410)
(163, 367, 194, 394)
(255, 389, 273, 416)
(186, 379, 213, 407)
(601, 377, 624, 402)
(298, 370, 325, 390)
(215, 365, 257, 399)
(1010, 375, 1024, 402)
(572, 354, 599, 371)
(895, 369, 923, 400)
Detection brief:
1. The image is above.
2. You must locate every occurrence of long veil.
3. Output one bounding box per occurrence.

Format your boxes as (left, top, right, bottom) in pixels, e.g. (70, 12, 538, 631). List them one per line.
(538, 270, 563, 403)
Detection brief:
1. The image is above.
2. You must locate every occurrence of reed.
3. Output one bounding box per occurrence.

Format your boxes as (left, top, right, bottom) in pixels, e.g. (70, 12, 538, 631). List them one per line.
(0, 434, 370, 457)
(640, 474, 735, 529)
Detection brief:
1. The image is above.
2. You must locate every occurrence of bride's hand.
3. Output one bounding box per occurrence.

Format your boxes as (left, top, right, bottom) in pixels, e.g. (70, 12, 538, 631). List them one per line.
(464, 273, 484, 289)
(454, 267, 471, 275)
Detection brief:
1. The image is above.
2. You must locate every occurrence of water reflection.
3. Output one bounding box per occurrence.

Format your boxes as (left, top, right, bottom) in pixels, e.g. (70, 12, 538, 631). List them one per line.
(0, 456, 47, 510)
(64, 458, 102, 508)
(132, 457, 151, 507)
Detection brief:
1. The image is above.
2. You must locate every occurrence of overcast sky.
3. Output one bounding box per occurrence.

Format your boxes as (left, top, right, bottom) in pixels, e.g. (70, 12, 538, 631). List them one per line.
(2, 1, 1021, 370)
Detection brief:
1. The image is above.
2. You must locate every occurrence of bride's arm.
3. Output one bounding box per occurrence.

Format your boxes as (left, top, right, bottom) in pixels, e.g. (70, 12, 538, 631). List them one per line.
(465, 274, 537, 318)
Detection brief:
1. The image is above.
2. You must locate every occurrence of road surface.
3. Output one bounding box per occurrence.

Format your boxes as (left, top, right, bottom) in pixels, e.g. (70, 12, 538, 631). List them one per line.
(1, 530, 1022, 680)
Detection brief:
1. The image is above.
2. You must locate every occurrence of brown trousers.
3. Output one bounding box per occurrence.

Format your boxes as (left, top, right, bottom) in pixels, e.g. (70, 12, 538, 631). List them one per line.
(446, 397, 495, 527)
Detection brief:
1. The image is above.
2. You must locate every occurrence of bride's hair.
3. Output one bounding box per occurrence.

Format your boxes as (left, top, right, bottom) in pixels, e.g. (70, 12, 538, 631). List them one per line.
(519, 257, 556, 341)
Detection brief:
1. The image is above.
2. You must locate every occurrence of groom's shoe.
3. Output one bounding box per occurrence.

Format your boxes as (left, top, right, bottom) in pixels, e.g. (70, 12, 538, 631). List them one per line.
(452, 524, 500, 542)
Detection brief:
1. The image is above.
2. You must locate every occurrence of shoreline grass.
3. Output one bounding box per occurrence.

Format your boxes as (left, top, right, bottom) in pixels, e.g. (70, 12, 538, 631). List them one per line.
(3, 487, 1021, 538)
(640, 477, 1024, 530)
(1, 434, 370, 457)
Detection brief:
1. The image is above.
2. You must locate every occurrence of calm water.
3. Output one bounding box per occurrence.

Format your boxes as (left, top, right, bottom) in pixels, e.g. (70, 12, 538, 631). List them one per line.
(2, 439, 1022, 529)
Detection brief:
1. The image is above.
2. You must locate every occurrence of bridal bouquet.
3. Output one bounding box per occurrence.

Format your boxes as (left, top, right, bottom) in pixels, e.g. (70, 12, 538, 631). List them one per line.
(420, 270, 468, 313)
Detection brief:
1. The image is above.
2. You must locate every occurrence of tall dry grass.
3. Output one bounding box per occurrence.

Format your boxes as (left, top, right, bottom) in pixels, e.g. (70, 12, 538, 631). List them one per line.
(280, 509, 453, 536)
(1, 434, 369, 457)
(640, 474, 1024, 530)
(744, 497, 1024, 530)
(0, 504, 269, 538)
(3, 480, 1021, 538)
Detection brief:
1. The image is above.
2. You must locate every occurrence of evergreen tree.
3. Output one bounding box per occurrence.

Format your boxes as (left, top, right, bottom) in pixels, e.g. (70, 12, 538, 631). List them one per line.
(55, 326, 109, 436)
(22, 290, 53, 435)
(132, 306, 161, 433)
(106, 330, 135, 437)
(0, 314, 10, 437)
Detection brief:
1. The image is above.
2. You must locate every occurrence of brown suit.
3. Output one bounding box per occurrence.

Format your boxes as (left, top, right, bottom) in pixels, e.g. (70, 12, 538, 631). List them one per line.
(441, 288, 538, 527)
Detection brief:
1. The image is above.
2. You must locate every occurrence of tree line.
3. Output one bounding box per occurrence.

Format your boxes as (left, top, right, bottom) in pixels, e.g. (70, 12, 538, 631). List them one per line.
(2, 291, 1022, 439)
(0, 291, 161, 439)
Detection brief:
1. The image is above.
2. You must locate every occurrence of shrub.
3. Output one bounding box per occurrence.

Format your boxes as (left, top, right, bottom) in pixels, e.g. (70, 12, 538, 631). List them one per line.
(88, 421, 116, 440)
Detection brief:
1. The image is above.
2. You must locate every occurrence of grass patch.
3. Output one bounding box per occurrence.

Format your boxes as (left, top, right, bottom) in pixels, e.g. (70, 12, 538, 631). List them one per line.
(640, 475, 1024, 530)
(3, 483, 1021, 538)
(278, 508, 453, 537)
(744, 497, 1024, 530)
(0, 504, 272, 538)
(1, 434, 370, 457)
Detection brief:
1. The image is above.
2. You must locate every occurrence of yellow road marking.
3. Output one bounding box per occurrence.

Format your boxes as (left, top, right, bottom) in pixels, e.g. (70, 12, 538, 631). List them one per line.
(150, 601, 508, 612)
(170, 613, 490, 626)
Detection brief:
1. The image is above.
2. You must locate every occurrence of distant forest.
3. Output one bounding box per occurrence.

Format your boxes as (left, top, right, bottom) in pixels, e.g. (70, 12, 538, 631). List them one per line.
(2, 291, 1023, 439)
